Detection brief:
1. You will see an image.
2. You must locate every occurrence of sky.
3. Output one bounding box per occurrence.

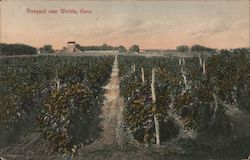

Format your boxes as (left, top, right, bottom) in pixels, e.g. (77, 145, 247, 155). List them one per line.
(1, 0, 249, 50)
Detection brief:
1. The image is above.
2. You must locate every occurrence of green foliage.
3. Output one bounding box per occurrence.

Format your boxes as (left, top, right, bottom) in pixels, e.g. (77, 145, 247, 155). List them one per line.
(0, 43, 37, 55)
(191, 44, 215, 53)
(38, 83, 94, 156)
(40, 45, 54, 53)
(119, 56, 180, 143)
(77, 43, 115, 51)
(129, 45, 140, 53)
(0, 55, 114, 156)
(118, 53, 249, 143)
(117, 45, 127, 53)
(209, 104, 232, 136)
(176, 45, 189, 53)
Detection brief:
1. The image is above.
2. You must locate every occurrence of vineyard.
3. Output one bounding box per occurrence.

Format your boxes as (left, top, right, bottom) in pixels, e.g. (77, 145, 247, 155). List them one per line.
(118, 53, 250, 156)
(0, 55, 113, 157)
(0, 52, 250, 159)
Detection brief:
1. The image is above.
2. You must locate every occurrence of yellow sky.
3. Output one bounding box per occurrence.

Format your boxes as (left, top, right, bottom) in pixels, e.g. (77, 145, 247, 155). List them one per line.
(1, 0, 249, 49)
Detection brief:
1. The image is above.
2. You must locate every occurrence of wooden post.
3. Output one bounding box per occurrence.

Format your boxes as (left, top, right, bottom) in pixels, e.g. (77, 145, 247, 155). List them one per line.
(203, 58, 206, 75)
(211, 93, 218, 125)
(141, 67, 145, 83)
(199, 55, 202, 66)
(153, 115, 160, 145)
(179, 59, 182, 65)
(131, 64, 136, 73)
(151, 69, 156, 103)
(151, 68, 160, 145)
(55, 69, 60, 91)
(182, 73, 187, 90)
(180, 66, 188, 91)
(56, 80, 60, 91)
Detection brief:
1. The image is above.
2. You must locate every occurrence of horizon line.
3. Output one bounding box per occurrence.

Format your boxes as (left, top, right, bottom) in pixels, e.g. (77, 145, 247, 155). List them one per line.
(1, 41, 249, 50)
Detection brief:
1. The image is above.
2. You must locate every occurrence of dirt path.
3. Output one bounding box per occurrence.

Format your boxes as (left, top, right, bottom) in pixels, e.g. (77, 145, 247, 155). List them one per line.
(102, 55, 121, 144)
(94, 54, 123, 146)
(77, 55, 139, 159)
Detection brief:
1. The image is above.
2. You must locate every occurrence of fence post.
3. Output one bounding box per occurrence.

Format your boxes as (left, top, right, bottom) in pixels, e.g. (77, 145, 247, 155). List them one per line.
(151, 68, 160, 145)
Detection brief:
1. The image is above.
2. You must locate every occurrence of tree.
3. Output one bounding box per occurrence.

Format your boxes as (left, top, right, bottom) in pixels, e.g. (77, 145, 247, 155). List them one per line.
(129, 45, 140, 53)
(117, 45, 126, 53)
(40, 45, 54, 53)
(191, 44, 215, 52)
(233, 48, 249, 56)
(220, 49, 231, 58)
(176, 45, 189, 53)
(101, 43, 108, 50)
(76, 44, 116, 51)
(0, 43, 37, 55)
(75, 44, 82, 50)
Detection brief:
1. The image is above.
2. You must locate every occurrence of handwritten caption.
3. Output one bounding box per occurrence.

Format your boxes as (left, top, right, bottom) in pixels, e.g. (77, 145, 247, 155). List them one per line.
(26, 8, 92, 15)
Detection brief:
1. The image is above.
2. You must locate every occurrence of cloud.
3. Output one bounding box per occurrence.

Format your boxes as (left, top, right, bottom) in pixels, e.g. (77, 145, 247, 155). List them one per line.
(60, 18, 164, 42)
(82, 18, 153, 38)
(190, 19, 232, 38)
(117, 20, 149, 36)
(127, 19, 146, 28)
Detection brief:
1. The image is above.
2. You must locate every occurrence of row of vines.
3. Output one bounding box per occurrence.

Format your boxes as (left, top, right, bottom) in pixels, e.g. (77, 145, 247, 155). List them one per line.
(118, 53, 250, 145)
(0, 55, 114, 156)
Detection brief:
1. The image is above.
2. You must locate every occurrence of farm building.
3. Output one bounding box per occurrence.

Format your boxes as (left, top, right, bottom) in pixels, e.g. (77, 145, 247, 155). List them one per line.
(65, 41, 82, 53)
(67, 41, 76, 53)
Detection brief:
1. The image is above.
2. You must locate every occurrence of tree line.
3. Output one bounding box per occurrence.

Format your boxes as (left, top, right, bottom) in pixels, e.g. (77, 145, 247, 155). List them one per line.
(176, 44, 216, 53)
(0, 43, 55, 55)
(1, 42, 248, 56)
(0, 43, 37, 56)
(176, 44, 249, 56)
(75, 43, 140, 53)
